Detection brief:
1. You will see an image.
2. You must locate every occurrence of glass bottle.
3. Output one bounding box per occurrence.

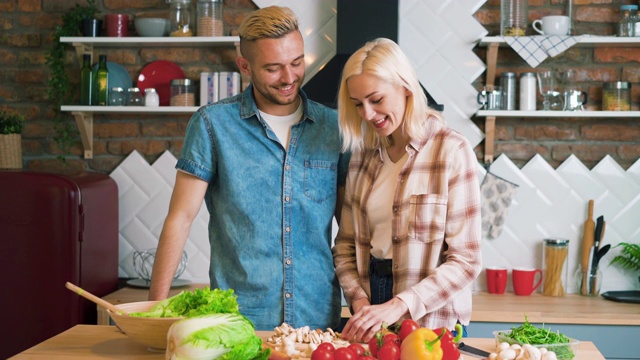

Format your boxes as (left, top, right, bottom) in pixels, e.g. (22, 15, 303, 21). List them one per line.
(170, 0, 195, 37)
(144, 88, 160, 107)
(197, 0, 223, 36)
(617, 5, 637, 37)
(80, 54, 93, 105)
(93, 55, 109, 106)
(501, 0, 528, 36)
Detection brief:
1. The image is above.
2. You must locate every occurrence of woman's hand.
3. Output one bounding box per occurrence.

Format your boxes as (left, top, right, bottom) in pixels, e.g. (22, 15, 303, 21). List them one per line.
(342, 297, 409, 343)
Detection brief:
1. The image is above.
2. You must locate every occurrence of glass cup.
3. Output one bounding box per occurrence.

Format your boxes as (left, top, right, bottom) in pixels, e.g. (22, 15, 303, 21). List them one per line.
(537, 71, 563, 110)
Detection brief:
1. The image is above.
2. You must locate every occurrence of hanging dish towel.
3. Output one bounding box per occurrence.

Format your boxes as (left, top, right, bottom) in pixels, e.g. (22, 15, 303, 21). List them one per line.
(503, 35, 583, 68)
(480, 169, 519, 239)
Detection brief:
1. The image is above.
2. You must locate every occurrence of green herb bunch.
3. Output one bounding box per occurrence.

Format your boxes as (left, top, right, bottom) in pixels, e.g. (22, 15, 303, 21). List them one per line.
(499, 316, 575, 360)
(45, 0, 97, 158)
(0, 111, 25, 134)
(610, 242, 640, 273)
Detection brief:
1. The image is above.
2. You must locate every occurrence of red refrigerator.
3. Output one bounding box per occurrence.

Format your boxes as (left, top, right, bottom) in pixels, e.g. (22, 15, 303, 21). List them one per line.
(0, 171, 119, 358)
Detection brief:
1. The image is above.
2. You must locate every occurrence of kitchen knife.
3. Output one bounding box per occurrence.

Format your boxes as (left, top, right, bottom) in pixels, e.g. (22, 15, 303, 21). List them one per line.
(580, 200, 595, 295)
(458, 342, 491, 358)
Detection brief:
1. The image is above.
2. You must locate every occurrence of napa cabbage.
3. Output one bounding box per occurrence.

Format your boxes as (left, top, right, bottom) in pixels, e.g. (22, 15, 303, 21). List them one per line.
(165, 313, 270, 360)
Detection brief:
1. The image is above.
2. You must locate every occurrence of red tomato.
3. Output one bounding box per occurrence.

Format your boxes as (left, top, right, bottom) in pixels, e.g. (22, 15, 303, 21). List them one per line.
(311, 349, 334, 360)
(359, 357, 376, 360)
(333, 347, 357, 360)
(316, 342, 336, 353)
(347, 343, 365, 357)
(377, 341, 401, 360)
(382, 333, 399, 345)
(397, 319, 420, 342)
(367, 336, 380, 358)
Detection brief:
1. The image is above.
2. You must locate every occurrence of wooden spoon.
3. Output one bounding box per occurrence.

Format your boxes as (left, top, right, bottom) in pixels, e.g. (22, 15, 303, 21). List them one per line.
(65, 282, 127, 316)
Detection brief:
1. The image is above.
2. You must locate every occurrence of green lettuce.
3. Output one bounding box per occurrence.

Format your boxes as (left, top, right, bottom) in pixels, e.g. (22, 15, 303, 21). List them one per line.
(131, 287, 240, 318)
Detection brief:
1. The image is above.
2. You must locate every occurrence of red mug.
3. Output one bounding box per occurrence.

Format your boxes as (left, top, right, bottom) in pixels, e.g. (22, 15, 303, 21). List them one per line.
(105, 14, 129, 37)
(486, 267, 507, 294)
(513, 268, 543, 296)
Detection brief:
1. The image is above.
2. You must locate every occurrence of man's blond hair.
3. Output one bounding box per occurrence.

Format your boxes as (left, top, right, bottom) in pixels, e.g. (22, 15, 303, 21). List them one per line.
(238, 6, 299, 57)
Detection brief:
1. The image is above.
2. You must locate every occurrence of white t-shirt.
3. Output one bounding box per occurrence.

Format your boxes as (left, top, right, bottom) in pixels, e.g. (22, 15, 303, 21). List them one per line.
(258, 101, 303, 149)
(368, 147, 408, 259)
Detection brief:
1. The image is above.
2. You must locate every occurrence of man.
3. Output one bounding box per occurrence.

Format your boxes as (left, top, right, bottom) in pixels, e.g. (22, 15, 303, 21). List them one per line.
(148, 6, 349, 330)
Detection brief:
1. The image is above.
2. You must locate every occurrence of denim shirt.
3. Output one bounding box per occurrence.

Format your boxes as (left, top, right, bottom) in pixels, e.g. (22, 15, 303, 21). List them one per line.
(177, 85, 350, 330)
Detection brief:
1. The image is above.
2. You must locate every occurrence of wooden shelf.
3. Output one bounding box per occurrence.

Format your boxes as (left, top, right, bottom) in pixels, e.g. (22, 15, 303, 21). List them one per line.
(59, 37, 241, 159)
(59, 36, 239, 47)
(478, 35, 640, 47)
(476, 36, 640, 163)
(61, 105, 199, 113)
(476, 110, 640, 118)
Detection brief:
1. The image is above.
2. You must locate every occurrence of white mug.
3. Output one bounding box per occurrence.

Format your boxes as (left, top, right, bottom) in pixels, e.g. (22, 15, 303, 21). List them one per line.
(532, 15, 570, 36)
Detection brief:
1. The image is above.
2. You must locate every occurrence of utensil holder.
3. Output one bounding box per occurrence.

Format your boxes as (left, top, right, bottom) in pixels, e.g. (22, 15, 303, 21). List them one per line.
(575, 266, 602, 296)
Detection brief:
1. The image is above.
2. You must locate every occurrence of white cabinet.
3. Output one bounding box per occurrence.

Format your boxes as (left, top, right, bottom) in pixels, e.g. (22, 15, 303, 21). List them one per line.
(476, 36, 640, 163)
(59, 36, 240, 158)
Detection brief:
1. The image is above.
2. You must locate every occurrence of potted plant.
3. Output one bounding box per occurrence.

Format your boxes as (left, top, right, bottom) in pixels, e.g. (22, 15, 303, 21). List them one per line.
(610, 242, 640, 285)
(46, 0, 98, 159)
(0, 110, 25, 169)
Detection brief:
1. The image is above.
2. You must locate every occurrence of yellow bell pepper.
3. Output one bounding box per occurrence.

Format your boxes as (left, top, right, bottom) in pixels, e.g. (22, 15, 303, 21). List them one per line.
(400, 327, 444, 360)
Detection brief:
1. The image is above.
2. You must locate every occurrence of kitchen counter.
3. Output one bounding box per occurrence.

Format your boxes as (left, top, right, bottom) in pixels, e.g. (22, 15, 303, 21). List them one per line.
(10, 325, 607, 359)
(471, 292, 640, 325)
(98, 285, 640, 326)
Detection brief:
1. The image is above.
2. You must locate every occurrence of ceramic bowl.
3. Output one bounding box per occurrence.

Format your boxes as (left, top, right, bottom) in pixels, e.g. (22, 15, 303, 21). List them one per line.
(107, 301, 183, 350)
(135, 18, 169, 37)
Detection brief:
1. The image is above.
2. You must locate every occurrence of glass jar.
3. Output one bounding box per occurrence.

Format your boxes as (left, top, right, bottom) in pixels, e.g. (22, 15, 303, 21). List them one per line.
(500, 72, 517, 110)
(170, 0, 195, 37)
(145, 88, 160, 107)
(602, 81, 631, 111)
(501, 0, 528, 36)
(126, 87, 144, 106)
(617, 5, 637, 37)
(197, 0, 223, 36)
(170, 79, 195, 106)
(109, 87, 125, 106)
(542, 238, 569, 297)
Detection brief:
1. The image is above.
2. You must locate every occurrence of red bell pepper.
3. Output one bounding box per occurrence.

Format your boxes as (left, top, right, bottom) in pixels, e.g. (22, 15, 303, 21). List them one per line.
(433, 323, 463, 360)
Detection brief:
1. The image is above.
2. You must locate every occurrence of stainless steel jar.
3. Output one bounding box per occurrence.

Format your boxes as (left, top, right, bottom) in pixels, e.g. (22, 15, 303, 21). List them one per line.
(500, 72, 517, 110)
(602, 81, 631, 111)
(197, 0, 223, 36)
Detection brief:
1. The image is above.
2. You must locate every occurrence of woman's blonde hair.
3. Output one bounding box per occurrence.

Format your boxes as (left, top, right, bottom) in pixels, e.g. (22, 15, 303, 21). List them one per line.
(238, 6, 299, 58)
(337, 38, 444, 152)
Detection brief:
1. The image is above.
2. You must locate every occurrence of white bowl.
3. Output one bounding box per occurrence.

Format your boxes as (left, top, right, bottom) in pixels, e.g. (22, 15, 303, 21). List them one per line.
(135, 18, 169, 37)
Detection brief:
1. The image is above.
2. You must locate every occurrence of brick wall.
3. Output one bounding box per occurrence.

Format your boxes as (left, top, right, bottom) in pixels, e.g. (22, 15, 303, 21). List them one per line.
(0, 0, 257, 174)
(474, 0, 640, 168)
(0, 0, 638, 174)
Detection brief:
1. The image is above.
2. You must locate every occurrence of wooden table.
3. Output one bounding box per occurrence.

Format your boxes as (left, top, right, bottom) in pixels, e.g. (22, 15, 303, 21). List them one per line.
(10, 325, 606, 359)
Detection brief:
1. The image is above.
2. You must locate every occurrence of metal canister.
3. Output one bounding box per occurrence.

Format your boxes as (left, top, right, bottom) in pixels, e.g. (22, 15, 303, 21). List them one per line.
(602, 81, 631, 111)
(542, 238, 569, 297)
(500, 72, 517, 110)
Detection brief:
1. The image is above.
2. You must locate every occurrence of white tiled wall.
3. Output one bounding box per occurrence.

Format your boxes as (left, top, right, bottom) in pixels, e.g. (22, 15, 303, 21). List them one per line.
(110, 151, 640, 294)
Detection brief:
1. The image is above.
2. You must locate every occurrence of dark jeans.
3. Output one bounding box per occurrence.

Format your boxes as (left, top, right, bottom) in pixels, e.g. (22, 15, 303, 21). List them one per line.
(368, 257, 468, 337)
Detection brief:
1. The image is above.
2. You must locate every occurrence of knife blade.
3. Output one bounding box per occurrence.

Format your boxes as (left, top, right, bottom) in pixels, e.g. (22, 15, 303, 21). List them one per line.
(458, 342, 491, 358)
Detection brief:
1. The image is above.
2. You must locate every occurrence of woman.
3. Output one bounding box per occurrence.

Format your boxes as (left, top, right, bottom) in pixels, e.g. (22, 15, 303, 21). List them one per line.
(332, 38, 482, 343)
